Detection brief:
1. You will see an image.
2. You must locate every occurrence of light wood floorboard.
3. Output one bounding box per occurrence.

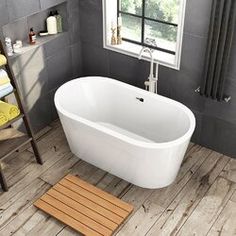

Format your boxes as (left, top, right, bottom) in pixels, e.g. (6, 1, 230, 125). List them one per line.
(0, 121, 235, 236)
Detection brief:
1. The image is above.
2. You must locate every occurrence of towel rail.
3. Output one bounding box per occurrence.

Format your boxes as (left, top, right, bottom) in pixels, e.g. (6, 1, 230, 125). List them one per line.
(195, 86, 231, 103)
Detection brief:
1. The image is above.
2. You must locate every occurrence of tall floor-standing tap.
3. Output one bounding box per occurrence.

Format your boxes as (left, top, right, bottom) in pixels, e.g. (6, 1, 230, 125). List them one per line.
(138, 47, 158, 93)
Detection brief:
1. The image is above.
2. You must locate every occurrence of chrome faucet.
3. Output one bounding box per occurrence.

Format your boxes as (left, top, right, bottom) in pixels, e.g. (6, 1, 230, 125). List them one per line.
(138, 47, 158, 93)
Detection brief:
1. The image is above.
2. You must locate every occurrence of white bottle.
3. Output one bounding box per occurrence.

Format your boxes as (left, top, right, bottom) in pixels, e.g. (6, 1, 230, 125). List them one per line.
(5, 37, 14, 56)
(47, 11, 58, 35)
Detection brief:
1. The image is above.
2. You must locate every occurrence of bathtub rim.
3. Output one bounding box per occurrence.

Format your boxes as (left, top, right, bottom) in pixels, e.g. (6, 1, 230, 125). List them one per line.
(55, 76, 196, 149)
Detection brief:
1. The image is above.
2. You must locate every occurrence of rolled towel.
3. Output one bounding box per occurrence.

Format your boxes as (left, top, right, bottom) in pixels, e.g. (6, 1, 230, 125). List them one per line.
(0, 54, 7, 67)
(0, 83, 14, 98)
(0, 69, 10, 86)
(0, 101, 20, 121)
(0, 112, 8, 126)
(0, 77, 10, 86)
(0, 69, 8, 78)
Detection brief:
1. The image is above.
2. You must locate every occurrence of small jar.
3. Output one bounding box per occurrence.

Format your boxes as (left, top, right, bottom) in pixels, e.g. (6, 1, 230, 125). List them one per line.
(15, 40, 23, 48)
(13, 44, 22, 53)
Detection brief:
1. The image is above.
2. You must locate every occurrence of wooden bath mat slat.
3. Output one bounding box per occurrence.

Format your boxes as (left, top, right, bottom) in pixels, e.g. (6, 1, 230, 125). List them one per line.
(53, 183, 124, 224)
(59, 178, 129, 218)
(34, 174, 133, 236)
(65, 175, 133, 211)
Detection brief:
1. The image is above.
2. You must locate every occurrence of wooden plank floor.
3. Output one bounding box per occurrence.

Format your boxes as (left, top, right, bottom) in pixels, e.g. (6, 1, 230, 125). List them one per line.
(0, 120, 236, 236)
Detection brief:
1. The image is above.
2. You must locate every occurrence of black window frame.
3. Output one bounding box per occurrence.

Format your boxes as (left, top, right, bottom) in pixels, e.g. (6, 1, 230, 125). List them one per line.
(117, 0, 178, 55)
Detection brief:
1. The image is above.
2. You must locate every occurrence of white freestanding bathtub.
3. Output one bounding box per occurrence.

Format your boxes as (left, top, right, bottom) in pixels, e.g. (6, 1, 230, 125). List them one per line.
(55, 77, 195, 189)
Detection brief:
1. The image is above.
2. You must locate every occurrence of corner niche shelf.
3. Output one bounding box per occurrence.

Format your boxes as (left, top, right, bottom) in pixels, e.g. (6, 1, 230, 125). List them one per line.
(9, 32, 67, 59)
(3, 1, 68, 59)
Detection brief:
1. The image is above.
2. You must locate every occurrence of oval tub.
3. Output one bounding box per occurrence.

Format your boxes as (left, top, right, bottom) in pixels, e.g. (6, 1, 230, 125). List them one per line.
(55, 76, 196, 189)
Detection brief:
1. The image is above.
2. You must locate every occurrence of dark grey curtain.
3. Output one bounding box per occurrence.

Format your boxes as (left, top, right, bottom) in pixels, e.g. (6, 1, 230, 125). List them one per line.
(200, 0, 236, 101)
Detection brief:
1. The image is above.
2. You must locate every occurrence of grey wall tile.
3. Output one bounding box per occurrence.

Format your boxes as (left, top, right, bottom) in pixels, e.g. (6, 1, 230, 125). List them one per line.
(228, 42, 236, 79)
(13, 47, 49, 104)
(79, 0, 103, 47)
(158, 33, 208, 112)
(108, 50, 149, 87)
(191, 110, 202, 144)
(27, 94, 52, 133)
(49, 88, 59, 120)
(184, 0, 212, 37)
(17, 68, 48, 103)
(82, 43, 109, 76)
(200, 115, 236, 158)
(0, 0, 9, 27)
(160, 67, 206, 112)
(180, 34, 207, 77)
(67, 1, 80, 44)
(158, 67, 172, 98)
(40, 0, 66, 10)
(8, 0, 41, 22)
(46, 46, 73, 91)
(43, 32, 70, 58)
(8, 44, 47, 76)
(71, 41, 83, 78)
(2, 18, 28, 42)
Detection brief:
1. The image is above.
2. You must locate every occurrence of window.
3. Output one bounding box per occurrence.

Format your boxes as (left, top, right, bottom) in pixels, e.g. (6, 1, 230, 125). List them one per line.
(103, 0, 186, 69)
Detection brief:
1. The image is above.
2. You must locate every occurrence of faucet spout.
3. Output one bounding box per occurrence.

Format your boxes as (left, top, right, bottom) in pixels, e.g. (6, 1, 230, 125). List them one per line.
(139, 47, 158, 93)
(138, 47, 154, 80)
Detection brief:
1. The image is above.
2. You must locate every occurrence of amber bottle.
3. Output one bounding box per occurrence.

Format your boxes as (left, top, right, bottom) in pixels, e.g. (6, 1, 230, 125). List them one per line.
(29, 28, 36, 45)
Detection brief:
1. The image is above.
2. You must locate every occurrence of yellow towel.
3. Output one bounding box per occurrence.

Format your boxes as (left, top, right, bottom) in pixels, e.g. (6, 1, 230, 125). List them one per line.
(0, 112, 8, 126)
(0, 54, 7, 66)
(0, 76, 10, 86)
(0, 101, 20, 121)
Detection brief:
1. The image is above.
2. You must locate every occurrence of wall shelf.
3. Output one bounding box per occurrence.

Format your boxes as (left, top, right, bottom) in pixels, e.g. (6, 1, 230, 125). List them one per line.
(0, 88, 16, 100)
(0, 128, 32, 161)
(0, 114, 24, 131)
(9, 32, 67, 59)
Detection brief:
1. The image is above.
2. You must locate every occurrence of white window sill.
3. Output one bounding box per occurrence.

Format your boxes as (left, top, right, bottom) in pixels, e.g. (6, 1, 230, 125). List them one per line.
(104, 40, 177, 69)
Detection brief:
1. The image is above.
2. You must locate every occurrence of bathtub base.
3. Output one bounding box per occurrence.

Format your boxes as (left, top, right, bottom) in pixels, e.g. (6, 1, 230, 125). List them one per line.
(60, 116, 190, 189)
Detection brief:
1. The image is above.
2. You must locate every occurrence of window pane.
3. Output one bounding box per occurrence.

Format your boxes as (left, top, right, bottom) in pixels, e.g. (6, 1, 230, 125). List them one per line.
(144, 19, 177, 52)
(120, 0, 143, 16)
(145, 0, 180, 24)
(122, 14, 142, 42)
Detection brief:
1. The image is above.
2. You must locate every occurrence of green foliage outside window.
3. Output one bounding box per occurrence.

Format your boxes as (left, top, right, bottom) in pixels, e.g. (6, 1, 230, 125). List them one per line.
(121, 0, 179, 46)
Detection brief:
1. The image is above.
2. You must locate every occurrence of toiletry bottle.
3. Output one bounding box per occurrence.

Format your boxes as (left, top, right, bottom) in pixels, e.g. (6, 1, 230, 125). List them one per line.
(47, 11, 58, 35)
(5, 37, 14, 56)
(29, 28, 36, 44)
(55, 11, 63, 33)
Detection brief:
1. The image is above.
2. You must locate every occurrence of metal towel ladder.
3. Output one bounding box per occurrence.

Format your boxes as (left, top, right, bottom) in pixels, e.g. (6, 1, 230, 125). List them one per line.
(0, 39, 43, 192)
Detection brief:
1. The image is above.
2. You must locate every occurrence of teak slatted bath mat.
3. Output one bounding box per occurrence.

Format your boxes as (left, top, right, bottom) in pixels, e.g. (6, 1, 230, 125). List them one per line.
(34, 174, 133, 236)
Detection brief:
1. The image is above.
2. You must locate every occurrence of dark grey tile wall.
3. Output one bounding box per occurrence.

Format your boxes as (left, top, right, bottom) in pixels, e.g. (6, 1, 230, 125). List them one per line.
(78, 0, 236, 158)
(0, 0, 82, 133)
